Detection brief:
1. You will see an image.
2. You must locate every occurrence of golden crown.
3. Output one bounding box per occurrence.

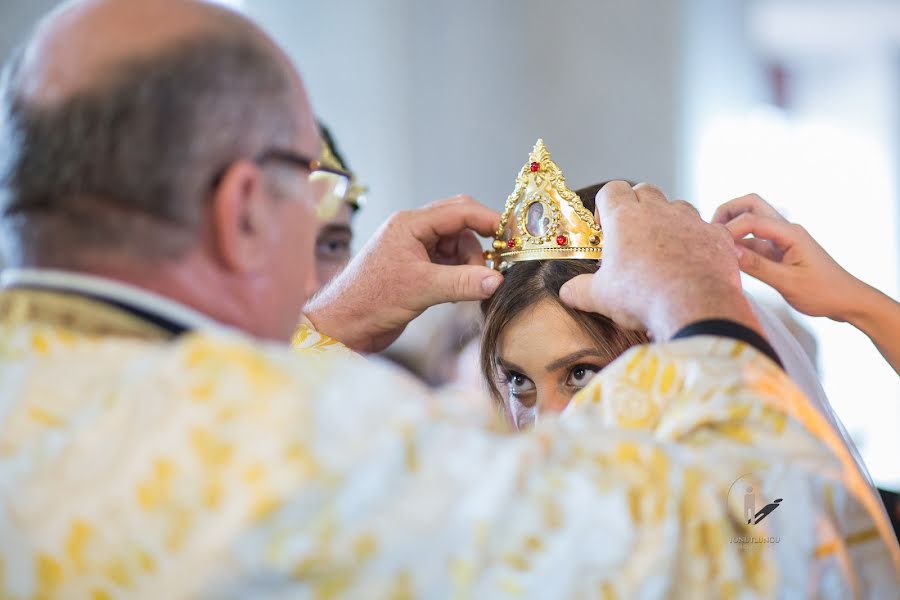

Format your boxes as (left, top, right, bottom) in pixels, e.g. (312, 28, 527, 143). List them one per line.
(485, 139, 602, 271)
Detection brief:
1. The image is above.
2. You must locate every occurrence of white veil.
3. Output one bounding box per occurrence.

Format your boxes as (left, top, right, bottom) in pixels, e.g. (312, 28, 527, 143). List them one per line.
(747, 295, 900, 540)
(747, 295, 876, 487)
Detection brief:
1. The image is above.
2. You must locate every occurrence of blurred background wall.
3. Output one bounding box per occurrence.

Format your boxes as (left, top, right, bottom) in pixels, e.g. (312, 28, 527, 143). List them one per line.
(1, 0, 898, 487)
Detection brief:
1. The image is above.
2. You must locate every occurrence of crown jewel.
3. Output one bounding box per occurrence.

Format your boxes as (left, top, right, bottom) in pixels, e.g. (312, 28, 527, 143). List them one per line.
(485, 139, 602, 271)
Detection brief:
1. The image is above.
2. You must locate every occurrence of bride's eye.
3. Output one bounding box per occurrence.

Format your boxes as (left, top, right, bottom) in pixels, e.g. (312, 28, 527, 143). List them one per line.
(566, 364, 600, 388)
(500, 370, 536, 405)
(509, 371, 535, 394)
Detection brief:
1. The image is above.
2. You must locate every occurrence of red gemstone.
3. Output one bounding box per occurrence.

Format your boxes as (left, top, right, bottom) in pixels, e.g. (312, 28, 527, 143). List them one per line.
(507, 239, 516, 248)
(530, 162, 540, 172)
(556, 235, 568, 246)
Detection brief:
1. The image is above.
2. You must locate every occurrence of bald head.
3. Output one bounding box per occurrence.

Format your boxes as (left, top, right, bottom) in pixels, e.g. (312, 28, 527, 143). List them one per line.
(0, 0, 317, 266)
(20, 0, 290, 104)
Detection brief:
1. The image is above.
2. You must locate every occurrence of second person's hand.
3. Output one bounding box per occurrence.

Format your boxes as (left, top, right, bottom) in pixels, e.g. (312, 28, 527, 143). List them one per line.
(714, 192, 900, 375)
(713, 193, 866, 322)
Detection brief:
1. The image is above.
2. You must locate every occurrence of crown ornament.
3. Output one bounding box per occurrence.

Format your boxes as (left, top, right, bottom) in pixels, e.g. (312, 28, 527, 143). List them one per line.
(485, 139, 602, 271)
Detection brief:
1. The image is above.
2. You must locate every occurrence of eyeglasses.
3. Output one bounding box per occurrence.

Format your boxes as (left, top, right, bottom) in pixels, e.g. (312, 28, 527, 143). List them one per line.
(255, 149, 361, 220)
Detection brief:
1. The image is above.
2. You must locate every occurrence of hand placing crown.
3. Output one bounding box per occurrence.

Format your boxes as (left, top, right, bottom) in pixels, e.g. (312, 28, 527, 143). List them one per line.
(485, 139, 602, 271)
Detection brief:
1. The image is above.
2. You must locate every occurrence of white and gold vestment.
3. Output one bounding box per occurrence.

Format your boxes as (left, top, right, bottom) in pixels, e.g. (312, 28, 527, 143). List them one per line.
(0, 270, 897, 599)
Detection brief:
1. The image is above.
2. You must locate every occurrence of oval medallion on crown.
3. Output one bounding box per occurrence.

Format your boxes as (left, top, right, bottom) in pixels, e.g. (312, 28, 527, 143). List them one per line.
(525, 202, 551, 237)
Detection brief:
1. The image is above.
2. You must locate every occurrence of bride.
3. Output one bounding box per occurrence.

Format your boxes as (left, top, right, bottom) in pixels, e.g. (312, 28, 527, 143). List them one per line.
(481, 140, 658, 429)
(480, 179, 646, 429)
(480, 139, 874, 473)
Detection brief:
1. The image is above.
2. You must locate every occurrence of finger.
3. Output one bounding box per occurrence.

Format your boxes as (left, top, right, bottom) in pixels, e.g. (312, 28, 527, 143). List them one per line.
(560, 274, 644, 329)
(736, 237, 783, 262)
(595, 180, 636, 225)
(725, 213, 798, 253)
(414, 195, 500, 241)
(735, 245, 790, 286)
(435, 234, 458, 261)
(426, 264, 503, 305)
(434, 231, 488, 266)
(559, 274, 596, 313)
(457, 230, 486, 266)
(712, 193, 784, 225)
(632, 182, 669, 204)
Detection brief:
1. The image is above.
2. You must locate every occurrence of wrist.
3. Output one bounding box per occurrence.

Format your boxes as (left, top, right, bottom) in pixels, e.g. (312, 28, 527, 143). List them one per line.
(823, 273, 879, 324)
(840, 281, 895, 332)
(304, 297, 363, 350)
(672, 318, 783, 367)
(646, 278, 761, 340)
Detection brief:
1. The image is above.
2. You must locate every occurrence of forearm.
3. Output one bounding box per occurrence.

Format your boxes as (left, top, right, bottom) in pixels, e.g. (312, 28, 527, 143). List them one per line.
(843, 282, 900, 375)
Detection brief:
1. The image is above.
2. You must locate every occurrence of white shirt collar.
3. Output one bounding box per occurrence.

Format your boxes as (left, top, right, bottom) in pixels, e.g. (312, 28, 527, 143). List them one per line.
(0, 267, 223, 332)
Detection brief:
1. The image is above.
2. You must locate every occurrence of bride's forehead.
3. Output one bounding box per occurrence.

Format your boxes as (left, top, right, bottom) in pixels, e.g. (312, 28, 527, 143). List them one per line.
(497, 299, 596, 363)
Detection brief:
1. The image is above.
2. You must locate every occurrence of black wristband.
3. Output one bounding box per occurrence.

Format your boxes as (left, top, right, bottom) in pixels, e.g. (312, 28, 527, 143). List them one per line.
(672, 319, 783, 369)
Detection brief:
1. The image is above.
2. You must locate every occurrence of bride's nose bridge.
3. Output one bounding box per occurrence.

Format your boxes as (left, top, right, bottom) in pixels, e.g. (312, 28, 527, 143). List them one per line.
(538, 387, 573, 414)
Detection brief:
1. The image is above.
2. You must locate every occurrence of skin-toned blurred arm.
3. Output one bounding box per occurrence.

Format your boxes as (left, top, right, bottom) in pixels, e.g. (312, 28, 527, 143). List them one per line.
(714, 193, 900, 375)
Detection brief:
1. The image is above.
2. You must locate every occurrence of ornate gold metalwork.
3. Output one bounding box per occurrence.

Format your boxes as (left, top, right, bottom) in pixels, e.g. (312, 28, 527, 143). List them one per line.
(489, 139, 603, 271)
(319, 133, 368, 213)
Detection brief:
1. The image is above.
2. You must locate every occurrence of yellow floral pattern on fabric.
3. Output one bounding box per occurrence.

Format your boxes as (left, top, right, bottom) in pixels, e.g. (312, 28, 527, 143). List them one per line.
(290, 320, 346, 355)
(0, 289, 897, 599)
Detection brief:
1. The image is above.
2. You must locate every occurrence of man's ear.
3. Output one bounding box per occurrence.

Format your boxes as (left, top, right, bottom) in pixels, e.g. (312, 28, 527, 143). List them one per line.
(209, 160, 275, 273)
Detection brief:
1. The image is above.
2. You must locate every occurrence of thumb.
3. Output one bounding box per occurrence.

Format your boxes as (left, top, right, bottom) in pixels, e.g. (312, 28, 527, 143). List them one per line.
(736, 244, 789, 285)
(559, 273, 597, 313)
(427, 264, 503, 305)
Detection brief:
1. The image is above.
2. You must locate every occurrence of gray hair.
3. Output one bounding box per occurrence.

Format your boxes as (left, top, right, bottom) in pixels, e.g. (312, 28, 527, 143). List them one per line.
(0, 32, 300, 266)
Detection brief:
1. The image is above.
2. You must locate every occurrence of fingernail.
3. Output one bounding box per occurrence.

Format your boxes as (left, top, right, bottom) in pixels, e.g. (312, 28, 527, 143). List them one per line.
(734, 245, 744, 259)
(560, 285, 573, 305)
(481, 275, 501, 295)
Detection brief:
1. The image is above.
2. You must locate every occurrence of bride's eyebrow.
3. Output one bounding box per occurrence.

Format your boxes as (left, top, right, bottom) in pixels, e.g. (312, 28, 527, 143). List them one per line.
(496, 356, 526, 374)
(544, 349, 604, 373)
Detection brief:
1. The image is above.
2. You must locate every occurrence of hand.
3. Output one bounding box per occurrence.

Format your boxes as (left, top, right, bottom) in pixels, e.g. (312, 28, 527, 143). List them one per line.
(715, 193, 900, 375)
(559, 182, 760, 340)
(712, 193, 864, 321)
(304, 195, 503, 353)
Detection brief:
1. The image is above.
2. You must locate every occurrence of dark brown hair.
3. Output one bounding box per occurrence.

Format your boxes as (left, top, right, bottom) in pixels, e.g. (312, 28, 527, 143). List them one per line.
(479, 182, 647, 405)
